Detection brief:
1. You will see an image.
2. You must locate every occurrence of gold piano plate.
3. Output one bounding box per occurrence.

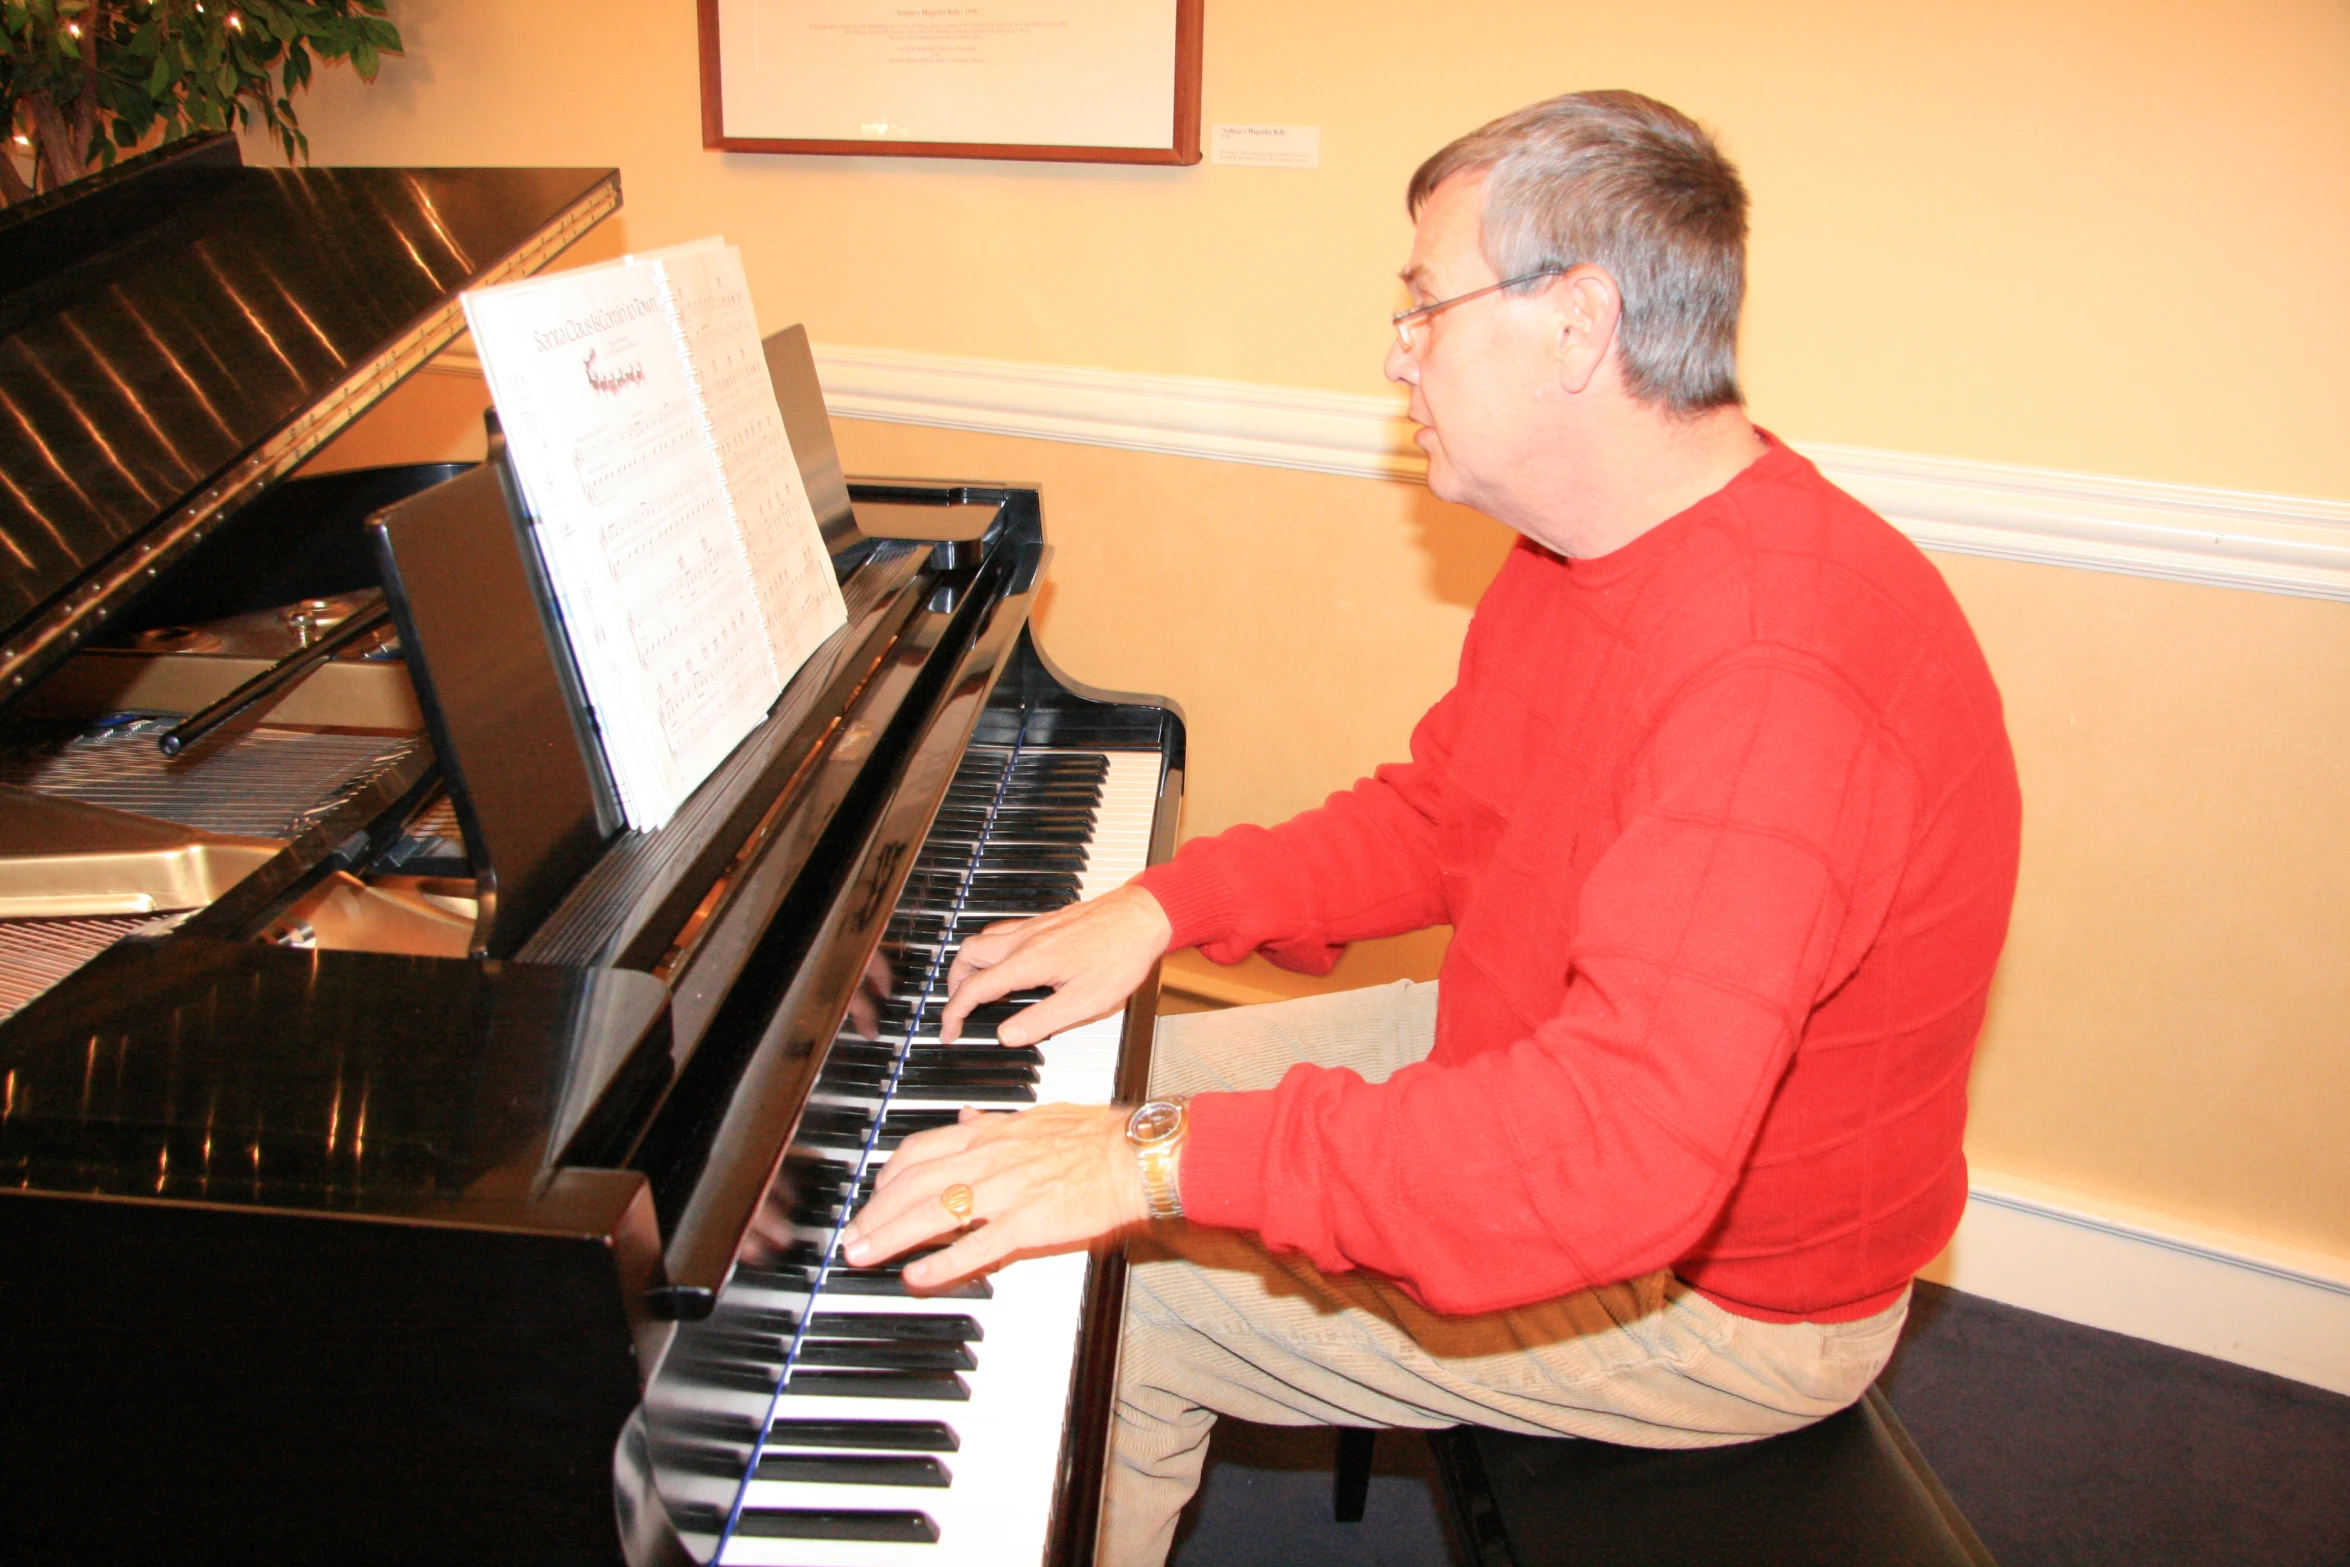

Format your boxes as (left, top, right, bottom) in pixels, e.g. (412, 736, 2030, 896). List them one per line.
(263, 871, 477, 960)
(0, 787, 280, 920)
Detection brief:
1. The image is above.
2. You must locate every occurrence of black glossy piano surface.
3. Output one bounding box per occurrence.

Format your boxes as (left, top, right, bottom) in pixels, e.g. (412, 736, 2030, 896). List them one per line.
(0, 136, 1184, 1567)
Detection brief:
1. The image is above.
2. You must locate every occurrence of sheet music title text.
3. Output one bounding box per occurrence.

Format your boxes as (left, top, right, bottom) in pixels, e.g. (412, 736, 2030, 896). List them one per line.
(532, 295, 660, 351)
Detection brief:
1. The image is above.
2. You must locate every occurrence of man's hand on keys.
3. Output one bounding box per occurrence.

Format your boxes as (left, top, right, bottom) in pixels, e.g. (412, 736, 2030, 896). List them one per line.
(840, 884, 1176, 1285)
(937, 882, 1173, 1047)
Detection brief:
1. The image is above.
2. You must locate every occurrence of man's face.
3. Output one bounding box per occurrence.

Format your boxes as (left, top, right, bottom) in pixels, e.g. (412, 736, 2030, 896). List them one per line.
(1385, 173, 1566, 523)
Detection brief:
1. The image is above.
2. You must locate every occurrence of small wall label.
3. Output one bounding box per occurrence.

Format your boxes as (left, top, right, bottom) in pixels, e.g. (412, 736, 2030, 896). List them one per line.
(1211, 124, 1321, 169)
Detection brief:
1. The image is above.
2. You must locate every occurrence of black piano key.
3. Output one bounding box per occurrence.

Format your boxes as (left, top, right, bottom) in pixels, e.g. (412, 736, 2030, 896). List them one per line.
(939, 999, 1036, 1031)
(878, 1108, 963, 1147)
(958, 891, 1083, 912)
(781, 1369, 970, 1401)
(819, 1267, 992, 1301)
(994, 758, 1102, 776)
(948, 897, 1075, 919)
(882, 983, 1050, 1006)
(894, 865, 975, 888)
(1004, 782, 1104, 797)
(810, 1312, 983, 1343)
(796, 1340, 977, 1373)
(669, 1357, 781, 1395)
(894, 1079, 1036, 1104)
(755, 1452, 952, 1488)
(922, 813, 1099, 839)
(954, 887, 1085, 906)
(662, 1442, 773, 1482)
(898, 1061, 1039, 1087)
(930, 833, 1095, 853)
(721, 1304, 802, 1334)
(897, 1017, 1049, 1046)
(897, 1056, 1038, 1081)
(920, 826, 1097, 847)
(733, 1509, 940, 1544)
(964, 857, 1086, 876)
(908, 1041, 1044, 1066)
(799, 1104, 878, 1141)
(766, 1418, 959, 1452)
(895, 903, 1069, 930)
(694, 1328, 793, 1361)
(930, 846, 1090, 871)
(733, 1241, 830, 1291)
(784, 1176, 859, 1209)
(925, 829, 1097, 852)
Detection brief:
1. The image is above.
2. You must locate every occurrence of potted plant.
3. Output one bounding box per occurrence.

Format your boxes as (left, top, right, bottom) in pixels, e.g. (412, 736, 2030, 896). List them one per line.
(1, 0, 400, 207)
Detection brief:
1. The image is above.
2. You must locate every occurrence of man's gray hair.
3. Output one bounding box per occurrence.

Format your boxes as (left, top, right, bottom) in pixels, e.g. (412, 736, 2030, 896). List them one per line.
(1409, 91, 1748, 413)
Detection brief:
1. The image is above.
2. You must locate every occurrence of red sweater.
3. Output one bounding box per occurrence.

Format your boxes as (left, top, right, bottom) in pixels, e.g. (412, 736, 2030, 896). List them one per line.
(1133, 439, 2020, 1324)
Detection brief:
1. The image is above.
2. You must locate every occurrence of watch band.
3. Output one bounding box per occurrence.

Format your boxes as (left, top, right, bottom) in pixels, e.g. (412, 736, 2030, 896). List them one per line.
(1126, 1098, 1189, 1221)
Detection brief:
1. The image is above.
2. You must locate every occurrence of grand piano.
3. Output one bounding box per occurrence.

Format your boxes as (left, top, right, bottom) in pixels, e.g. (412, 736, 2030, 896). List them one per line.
(0, 135, 1184, 1565)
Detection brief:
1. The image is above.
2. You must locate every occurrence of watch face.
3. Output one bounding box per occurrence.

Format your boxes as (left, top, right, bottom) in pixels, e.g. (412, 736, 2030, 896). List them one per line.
(1129, 1101, 1183, 1144)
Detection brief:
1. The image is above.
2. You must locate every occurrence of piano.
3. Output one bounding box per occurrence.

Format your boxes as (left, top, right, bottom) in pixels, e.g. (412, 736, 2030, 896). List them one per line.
(0, 135, 1185, 1567)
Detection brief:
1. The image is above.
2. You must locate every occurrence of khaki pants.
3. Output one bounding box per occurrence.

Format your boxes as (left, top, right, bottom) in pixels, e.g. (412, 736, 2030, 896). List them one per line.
(1098, 981, 1910, 1567)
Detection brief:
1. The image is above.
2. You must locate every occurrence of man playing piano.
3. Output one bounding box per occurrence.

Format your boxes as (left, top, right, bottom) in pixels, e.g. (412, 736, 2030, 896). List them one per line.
(842, 89, 2021, 1564)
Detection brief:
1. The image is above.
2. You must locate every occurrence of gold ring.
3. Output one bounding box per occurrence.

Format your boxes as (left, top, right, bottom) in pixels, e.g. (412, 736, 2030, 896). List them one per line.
(939, 1183, 976, 1224)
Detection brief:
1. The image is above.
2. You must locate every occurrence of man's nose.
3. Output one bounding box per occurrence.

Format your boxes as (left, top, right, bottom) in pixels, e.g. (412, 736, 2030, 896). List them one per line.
(1384, 334, 1417, 386)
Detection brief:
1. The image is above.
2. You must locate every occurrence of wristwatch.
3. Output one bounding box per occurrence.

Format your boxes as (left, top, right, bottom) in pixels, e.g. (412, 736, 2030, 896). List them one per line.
(1125, 1098, 1189, 1221)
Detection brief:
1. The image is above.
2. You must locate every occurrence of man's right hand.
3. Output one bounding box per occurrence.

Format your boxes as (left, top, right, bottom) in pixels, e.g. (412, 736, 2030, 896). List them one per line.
(939, 882, 1174, 1047)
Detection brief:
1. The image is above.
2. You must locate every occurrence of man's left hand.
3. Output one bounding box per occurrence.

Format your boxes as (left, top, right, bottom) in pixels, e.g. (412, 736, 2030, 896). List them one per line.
(840, 1103, 1147, 1288)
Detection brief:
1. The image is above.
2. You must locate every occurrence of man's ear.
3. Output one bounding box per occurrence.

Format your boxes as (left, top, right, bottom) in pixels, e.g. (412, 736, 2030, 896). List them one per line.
(1551, 267, 1622, 396)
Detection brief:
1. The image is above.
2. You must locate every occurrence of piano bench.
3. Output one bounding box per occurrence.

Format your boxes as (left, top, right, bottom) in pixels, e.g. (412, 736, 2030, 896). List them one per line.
(1331, 1387, 1998, 1566)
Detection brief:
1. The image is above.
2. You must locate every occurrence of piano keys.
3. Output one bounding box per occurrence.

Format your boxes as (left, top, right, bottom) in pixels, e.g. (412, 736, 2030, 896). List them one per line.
(0, 132, 1184, 1567)
(624, 746, 1165, 1566)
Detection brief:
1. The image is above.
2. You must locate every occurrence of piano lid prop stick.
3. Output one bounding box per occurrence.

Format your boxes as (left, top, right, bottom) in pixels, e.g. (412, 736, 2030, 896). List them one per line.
(157, 598, 394, 757)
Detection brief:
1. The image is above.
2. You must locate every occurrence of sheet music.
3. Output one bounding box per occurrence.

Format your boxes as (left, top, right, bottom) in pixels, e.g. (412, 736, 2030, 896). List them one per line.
(650, 242, 848, 681)
(463, 264, 784, 828)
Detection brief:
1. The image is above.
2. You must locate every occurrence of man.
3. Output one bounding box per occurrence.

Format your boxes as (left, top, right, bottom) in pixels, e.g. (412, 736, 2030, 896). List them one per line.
(841, 90, 2021, 1564)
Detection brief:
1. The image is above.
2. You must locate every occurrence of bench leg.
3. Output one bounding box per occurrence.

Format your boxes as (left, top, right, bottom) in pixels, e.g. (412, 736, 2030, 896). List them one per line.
(1426, 1427, 1516, 1567)
(1333, 1427, 1378, 1522)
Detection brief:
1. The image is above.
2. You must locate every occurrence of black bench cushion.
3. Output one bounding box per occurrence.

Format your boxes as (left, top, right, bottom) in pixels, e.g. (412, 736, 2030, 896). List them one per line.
(1429, 1388, 1995, 1567)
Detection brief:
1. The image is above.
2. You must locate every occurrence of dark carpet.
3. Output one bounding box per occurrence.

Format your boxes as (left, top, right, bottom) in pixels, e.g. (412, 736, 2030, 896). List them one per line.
(1168, 1282, 2350, 1566)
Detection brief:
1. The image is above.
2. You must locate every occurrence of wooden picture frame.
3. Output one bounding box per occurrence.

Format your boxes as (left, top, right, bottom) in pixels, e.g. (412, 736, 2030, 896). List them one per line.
(697, 0, 1203, 167)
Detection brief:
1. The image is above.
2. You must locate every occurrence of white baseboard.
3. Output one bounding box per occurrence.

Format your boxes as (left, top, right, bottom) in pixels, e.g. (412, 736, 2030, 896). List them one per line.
(1924, 1172, 2350, 1394)
(805, 343, 2350, 603)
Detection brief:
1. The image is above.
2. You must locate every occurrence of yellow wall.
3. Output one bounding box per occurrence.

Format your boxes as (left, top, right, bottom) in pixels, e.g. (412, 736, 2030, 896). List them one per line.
(291, 1, 2350, 1260)
(292, 0, 2350, 499)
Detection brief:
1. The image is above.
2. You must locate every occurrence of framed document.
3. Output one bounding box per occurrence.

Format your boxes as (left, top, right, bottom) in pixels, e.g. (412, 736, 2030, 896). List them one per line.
(697, 0, 1203, 165)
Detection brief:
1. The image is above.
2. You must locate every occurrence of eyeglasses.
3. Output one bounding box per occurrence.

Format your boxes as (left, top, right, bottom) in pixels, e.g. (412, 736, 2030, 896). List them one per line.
(1391, 269, 1568, 351)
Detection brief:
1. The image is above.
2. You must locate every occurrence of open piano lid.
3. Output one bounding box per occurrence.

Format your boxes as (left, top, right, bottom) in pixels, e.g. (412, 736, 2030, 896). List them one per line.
(0, 133, 620, 710)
